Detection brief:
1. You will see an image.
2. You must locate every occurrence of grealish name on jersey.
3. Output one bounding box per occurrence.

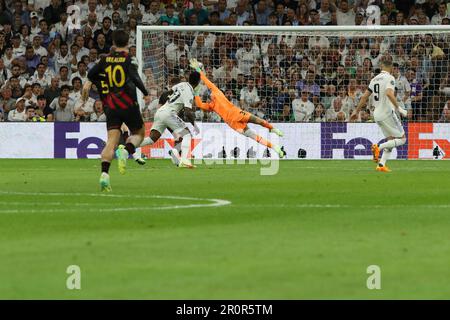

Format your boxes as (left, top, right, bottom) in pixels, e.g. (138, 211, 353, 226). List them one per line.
(368, 70, 396, 121)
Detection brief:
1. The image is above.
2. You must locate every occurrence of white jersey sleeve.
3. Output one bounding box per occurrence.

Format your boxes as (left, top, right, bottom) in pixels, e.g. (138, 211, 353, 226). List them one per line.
(369, 71, 396, 121)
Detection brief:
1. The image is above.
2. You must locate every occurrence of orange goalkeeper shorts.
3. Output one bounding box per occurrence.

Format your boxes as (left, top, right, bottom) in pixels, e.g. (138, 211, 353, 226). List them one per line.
(227, 110, 251, 133)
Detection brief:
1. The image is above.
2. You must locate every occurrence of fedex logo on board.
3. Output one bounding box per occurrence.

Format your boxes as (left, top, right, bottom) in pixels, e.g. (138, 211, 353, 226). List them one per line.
(54, 123, 105, 158)
(320, 123, 408, 159)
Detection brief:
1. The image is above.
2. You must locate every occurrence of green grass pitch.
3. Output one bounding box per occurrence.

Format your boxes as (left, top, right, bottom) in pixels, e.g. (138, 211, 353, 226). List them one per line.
(1, 159, 450, 299)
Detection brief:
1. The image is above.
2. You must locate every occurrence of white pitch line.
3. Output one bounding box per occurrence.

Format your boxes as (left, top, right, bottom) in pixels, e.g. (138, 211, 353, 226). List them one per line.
(0, 191, 231, 213)
(233, 204, 450, 209)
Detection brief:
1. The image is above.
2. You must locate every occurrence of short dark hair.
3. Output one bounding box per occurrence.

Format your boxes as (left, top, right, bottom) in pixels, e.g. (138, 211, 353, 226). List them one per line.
(380, 59, 393, 68)
(112, 29, 129, 47)
(189, 71, 201, 87)
(71, 77, 82, 85)
(37, 94, 46, 100)
(59, 66, 68, 72)
(61, 85, 71, 91)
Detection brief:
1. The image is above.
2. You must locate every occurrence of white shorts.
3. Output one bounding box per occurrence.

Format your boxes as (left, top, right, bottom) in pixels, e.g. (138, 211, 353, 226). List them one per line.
(152, 108, 187, 136)
(376, 112, 405, 138)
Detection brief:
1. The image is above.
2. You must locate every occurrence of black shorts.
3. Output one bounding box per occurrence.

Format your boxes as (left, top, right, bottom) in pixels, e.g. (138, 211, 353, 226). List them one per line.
(105, 103, 144, 132)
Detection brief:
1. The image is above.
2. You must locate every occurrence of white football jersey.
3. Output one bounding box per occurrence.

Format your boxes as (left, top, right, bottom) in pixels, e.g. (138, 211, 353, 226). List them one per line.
(395, 75, 411, 102)
(368, 71, 396, 121)
(292, 99, 315, 122)
(160, 82, 195, 114)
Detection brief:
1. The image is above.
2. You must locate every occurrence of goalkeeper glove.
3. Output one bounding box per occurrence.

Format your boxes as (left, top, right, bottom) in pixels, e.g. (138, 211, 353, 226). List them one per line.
(189, 58, 203, 72)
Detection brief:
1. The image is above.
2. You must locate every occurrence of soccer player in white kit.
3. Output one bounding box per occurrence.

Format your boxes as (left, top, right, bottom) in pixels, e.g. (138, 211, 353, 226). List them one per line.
(139, 71, 201, 168)
(352, 59, 408, 172)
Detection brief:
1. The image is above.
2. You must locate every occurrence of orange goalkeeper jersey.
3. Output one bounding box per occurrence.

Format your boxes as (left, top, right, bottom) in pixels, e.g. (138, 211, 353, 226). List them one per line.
(195, 72, 251, 131)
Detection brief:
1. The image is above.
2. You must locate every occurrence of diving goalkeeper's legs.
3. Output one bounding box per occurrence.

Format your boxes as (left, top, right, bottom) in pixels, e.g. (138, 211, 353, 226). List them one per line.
(248, 115, 284, 137)
(243, 127, 286, 158)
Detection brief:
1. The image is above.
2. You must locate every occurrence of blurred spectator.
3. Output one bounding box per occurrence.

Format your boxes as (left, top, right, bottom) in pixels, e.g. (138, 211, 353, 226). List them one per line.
(185, 0, 209, 25)
(318, 0, 332, 25)
(235, 0, 252, 25)
(296, 71, 321, 97)
(160, 5, 180, 25)
(90, 99, 106, 121)
(213, 57, 241, 89)
(23, 45, 40, 75)
(406, 67, 424, 120)
(333, 0, 355, 25)
(0, 58, 12, 86)
(127, 0, 145, 23)
(44, 76, 61, 105)
(0, 86, 15, 120)
(25, 105, 38, 121)
(313, 103, 326, 122)
(235, 38, 260, 76)
(74, 95, 95, 121)
(44, 0, 64, 26)
(30, 62, 52, 87)
(53, 95, 74, 121)
(254, 0, 273, 26)
(142, 1, 161, 25)
(240, 78, 262, 117)
(268, 79, 291, 121)
(217, 0, 231, 23)
(8, 97, 26, 121)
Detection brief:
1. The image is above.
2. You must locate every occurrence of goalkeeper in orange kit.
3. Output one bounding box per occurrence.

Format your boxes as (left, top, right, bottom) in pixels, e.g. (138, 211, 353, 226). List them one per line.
(190, 59, 286, 158)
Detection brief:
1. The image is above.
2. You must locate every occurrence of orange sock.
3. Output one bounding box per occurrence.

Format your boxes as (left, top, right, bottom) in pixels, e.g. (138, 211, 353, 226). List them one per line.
(255, 135, 273, 148)
(261, 120, 273, 130)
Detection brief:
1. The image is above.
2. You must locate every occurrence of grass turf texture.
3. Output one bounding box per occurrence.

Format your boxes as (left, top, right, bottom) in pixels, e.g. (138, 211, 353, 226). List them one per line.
(0, 159, 450, 299)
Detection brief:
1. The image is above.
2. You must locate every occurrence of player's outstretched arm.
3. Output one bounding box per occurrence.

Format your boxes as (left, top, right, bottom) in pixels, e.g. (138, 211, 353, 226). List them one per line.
(82, 80, 92, 102)
(351, 89, 371, 121)
(194, 96, 211, 111)
(189, 58, 218, 92)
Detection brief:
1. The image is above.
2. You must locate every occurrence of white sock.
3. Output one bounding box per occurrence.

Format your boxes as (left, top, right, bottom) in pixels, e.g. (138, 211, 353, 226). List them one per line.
(181, 134, 191, 161)
(174, 141, 182, 153)
(132, 148, 141, 160)
(170, 149, 181, 165)
(379, 148, 392, 166)
(243, 128, 257, 139)
(379, 138, 406, 150)
(243, 129, 280, 151)
(140, 137, 154, 147)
